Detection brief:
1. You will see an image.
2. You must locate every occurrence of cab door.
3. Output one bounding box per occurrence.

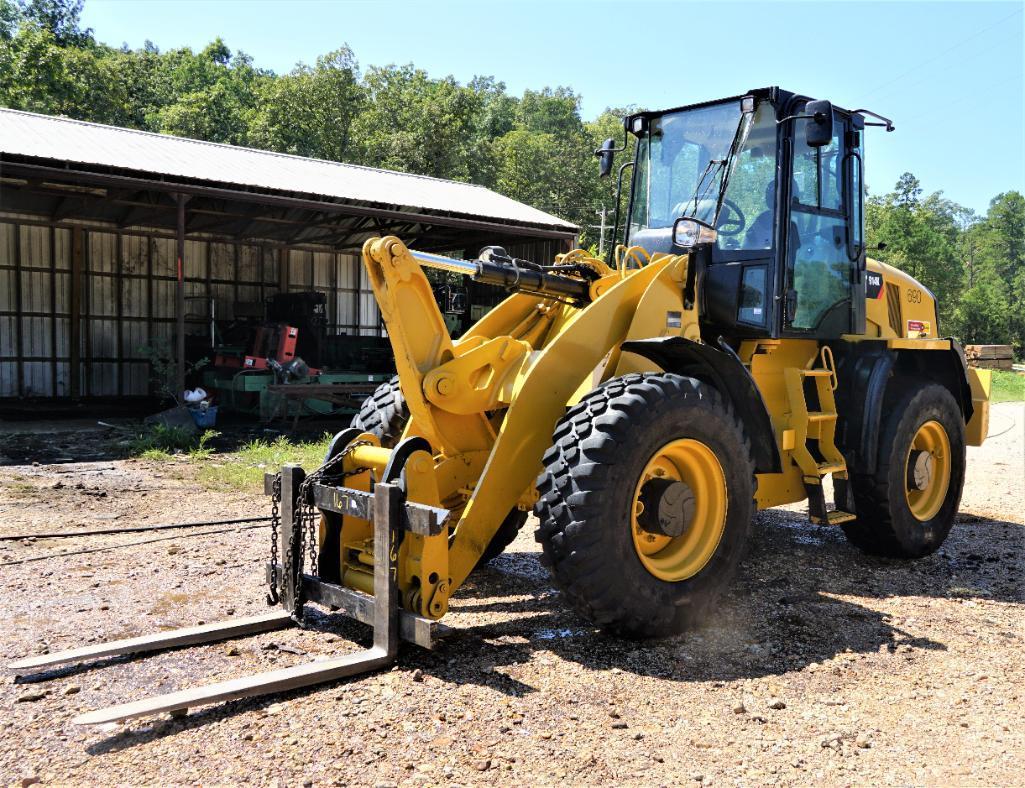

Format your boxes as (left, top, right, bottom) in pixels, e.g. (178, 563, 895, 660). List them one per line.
(782, 108, 866, 337)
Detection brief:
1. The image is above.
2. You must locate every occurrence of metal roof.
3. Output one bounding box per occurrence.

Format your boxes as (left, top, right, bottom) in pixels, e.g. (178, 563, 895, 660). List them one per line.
(0, 108, 576, 233)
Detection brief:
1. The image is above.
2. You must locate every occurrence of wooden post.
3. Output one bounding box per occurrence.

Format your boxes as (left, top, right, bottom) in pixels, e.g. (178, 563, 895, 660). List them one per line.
(13, 223, 23, 397)
(115, 233, 124, 396)
(49, 226, 58, 397)
(175, 194, 188, 403)
(69, 227, 83, 398)
(278, 247, 288, 294)
(352, 255, 361, 334)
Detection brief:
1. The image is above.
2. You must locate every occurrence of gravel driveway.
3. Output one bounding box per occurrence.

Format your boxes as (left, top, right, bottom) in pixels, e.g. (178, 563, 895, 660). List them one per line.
(1, 403, 1022, 786)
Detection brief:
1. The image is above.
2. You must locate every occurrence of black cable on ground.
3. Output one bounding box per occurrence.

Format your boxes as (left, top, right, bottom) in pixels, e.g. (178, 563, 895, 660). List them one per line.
(0, 516, 270, 542)
(0, 523, 270, 566)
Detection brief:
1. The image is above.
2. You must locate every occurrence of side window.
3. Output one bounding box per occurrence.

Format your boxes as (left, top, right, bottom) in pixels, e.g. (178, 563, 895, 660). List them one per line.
(792, 111, 842, 211)
(787, 109, 851, 333)
(738, 265, 768, 326)
(788, 214, 850, 330)
(850, 134, 865, 254)
(627, 138, 650, 239)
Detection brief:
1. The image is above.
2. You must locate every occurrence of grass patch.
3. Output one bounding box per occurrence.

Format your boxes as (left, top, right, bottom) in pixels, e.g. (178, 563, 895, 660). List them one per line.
(4, 480, 37, 498)
(196, 433, 333, 491)
(989, 369, 1024, 403)
(126, 425, 220, 458)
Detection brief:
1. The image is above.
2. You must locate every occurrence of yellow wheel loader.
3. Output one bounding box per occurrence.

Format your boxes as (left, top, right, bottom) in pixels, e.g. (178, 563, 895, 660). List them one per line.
(13, 87, 991, 722)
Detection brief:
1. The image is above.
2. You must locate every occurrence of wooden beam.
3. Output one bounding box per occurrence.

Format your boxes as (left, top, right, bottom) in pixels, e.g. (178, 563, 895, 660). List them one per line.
(69, 227, 83, 398)
(175, 194, 188, 403)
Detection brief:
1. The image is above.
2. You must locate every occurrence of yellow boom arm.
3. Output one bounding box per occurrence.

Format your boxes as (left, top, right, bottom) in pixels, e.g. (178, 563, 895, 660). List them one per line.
(340, 237, 691, 617)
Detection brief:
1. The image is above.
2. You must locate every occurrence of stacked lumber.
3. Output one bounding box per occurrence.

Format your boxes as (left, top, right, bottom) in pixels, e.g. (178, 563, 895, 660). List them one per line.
(965, 344, 1013, 370)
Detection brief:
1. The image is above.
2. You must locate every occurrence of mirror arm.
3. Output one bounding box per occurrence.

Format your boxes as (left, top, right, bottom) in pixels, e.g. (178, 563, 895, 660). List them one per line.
(849, 109, 895, 132)
(593, 126, 630, 157)
(776, 112, 813, 126)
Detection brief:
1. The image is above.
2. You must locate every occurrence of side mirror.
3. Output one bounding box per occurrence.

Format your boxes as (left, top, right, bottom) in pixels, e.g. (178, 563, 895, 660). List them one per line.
(805, 100, 834, 147)
(596, 137, 616, 178)
(672, 217, 718, 249)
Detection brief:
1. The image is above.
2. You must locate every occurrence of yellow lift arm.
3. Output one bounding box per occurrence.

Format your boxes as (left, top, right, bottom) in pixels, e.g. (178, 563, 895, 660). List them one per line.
(340, 237, 691, 617)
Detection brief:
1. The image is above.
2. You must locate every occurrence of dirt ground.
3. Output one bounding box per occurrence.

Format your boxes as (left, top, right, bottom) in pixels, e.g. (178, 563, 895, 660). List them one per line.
(1, 404, 1022, 786)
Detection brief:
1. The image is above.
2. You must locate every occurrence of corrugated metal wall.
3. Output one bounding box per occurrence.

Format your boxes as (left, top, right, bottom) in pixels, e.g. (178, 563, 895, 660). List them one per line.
(0, 216, 383, 398)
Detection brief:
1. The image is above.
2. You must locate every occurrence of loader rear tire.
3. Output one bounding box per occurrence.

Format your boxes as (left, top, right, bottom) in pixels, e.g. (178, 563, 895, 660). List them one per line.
(535, 373, 754, 639)
(841, 381, 965, 558)
(478, 509, 529, 566)
(350, 375, 409, 449)
(352, 374, 527, 566)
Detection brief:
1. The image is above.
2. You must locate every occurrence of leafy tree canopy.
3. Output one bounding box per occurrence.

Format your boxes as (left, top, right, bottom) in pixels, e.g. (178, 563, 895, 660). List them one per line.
(0, 0, 1020, 353)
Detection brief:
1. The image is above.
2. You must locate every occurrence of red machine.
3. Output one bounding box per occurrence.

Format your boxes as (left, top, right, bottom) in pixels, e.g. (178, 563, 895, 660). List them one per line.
(215, 323, 299, 370)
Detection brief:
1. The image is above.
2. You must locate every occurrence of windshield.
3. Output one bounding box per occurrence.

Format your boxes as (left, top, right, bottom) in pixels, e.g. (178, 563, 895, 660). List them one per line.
(626, 99, 778, 250)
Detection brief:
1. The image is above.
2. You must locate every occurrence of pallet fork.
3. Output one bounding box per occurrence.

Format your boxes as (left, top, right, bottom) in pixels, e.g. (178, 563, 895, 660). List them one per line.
(8, 455, 447, 725)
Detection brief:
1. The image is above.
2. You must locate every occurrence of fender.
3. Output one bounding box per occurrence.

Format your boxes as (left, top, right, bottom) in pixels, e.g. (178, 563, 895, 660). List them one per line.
(620, 336, 781, 474)
(834, 339, 975, 475)
(942, 339, 975, 424)
(833, 344, 893, 474)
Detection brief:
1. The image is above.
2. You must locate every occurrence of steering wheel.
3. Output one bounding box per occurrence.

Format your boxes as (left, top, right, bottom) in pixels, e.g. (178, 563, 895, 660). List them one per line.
(716, 199, 746, 236)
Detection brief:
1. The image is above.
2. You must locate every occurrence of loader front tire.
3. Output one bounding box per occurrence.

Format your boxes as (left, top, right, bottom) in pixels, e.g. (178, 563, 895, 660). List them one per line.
(842, 381, 965, 558)
(535, 373, 754, 639)
(350, 375, 409, 449)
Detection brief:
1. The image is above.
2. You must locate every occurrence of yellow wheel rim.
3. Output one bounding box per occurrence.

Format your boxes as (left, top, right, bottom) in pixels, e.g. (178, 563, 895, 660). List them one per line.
(904, 420, 951, 521)
(631, 438, 727, 582)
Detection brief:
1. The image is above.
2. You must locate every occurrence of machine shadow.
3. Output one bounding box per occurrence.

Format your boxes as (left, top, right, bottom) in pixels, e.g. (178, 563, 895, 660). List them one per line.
(83, 506, 1020, 752)
(421, 506, 1021, 689)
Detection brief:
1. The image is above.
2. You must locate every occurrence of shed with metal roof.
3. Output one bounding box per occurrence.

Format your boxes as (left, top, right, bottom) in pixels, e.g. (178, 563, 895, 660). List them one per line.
(0, 108, 578, 402)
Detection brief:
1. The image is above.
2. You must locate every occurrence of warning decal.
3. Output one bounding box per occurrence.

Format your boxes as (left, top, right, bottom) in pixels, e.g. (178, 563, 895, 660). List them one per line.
(906, 319, 931, 338)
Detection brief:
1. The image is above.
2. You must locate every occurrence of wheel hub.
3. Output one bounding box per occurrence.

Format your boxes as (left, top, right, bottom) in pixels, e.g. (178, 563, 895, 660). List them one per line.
(636, 478, 696, 537)
(907, 449, 934, 491)
(631, 438, 727, 582)
(904, 420, 951, 522)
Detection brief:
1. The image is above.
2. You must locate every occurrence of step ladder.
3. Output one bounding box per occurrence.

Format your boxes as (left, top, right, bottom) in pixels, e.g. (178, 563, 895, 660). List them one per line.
(783, 347, 856, 526)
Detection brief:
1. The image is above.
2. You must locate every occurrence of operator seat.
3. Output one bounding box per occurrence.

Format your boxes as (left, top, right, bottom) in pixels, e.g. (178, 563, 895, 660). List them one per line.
(746, 178, 803, 323)
(745, 178, 800, 250)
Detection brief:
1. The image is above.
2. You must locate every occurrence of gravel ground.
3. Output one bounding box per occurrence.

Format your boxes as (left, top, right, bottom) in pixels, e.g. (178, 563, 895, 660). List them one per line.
(0, 403, 1022, 786)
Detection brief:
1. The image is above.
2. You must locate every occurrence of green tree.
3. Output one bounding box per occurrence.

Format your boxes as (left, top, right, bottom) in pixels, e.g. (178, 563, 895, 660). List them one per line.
(18, 0, 91, 46)
(0, 20, 127, 123)
(149, 40, 263, 144)
(493, 125, 596, 245)
(971, 191, 1025, 354)
(1, 0, 21, 41)
(349, 64, 481, 181)
(248, 47, 364, 161)
(952, 267, 1011, 345)
(516, 86, 581, 136)
(866, 172, 965, 328)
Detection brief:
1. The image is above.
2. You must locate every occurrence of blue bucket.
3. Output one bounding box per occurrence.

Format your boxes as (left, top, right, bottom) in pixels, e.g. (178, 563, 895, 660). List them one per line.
(189, 405, 218, 428)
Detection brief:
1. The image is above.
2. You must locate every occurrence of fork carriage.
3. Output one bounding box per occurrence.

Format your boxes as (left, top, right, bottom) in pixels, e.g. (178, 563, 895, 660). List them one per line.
(10, 446, 446, 725)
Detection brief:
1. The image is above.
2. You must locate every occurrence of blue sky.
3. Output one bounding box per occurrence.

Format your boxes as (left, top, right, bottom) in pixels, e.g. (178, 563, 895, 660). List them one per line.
(81, 0, 1024, 215)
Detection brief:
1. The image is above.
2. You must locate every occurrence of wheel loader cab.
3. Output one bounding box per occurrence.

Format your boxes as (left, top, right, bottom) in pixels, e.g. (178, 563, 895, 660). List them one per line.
(623, 88, 867, 341)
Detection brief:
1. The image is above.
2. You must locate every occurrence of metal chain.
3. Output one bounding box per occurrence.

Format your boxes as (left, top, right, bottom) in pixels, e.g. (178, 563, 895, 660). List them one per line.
(281, 439, 376, 611)
(266, 473, 281, 605)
